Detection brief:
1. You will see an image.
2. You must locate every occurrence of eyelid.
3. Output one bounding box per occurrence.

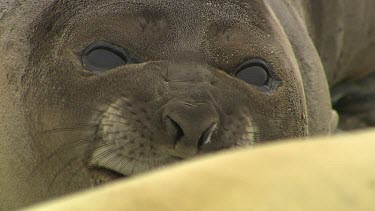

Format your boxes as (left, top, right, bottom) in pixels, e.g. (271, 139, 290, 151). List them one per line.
(234, 58, 270, 75)
(86, 46, 126, 60)
(82, 41, 128, 59)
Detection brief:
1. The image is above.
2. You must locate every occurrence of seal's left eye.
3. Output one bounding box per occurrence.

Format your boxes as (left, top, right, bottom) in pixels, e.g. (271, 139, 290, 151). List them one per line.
(235, 59, 271, 87)
(82, 41, 138, 73)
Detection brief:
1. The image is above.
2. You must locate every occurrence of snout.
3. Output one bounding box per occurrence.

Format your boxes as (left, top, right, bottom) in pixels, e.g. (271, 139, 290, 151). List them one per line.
(162, 101, 219, 158)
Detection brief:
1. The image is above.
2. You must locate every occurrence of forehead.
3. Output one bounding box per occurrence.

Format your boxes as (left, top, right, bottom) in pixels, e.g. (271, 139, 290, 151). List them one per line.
(47, 0, 268, 29)
(32, 0, 276, 62)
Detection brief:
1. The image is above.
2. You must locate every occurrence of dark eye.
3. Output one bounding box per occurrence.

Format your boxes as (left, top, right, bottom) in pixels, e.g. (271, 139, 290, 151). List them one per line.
(235, 59, 271, 87)
(82, 41, 139, 73)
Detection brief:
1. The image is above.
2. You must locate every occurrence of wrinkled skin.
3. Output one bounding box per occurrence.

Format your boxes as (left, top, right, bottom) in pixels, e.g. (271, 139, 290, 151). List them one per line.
(0, 0, 374, 209)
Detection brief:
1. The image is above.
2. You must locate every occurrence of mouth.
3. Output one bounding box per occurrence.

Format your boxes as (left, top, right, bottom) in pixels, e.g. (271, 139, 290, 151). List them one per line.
(89, 167, 128, 186)
(88, 154, 185, 186)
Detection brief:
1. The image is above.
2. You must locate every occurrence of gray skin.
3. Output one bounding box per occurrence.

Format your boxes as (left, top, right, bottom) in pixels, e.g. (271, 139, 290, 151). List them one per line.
(0, 0, 374, 209)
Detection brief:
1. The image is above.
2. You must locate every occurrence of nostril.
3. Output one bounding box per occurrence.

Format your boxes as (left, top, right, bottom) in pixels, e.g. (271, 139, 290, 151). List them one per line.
(198, 123, 217, 149)
(165, 116, 184, 144)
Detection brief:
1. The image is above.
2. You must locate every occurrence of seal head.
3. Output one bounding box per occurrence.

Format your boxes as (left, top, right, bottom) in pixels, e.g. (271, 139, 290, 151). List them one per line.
(1, 0, 309, 207)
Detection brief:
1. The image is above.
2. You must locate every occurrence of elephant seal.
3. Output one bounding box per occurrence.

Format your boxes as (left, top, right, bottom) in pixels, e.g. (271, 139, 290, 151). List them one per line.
(0, 0, 374, 209)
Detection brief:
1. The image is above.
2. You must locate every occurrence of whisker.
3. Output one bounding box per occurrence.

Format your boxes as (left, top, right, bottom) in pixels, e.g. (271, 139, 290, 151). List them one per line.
(30, 121, 138, 177)
(63, 138, 136, 189)
(47, 152, 87, 194)
(90, 146, 122, 166)
(102, 111, 127, 119)
(100, 119, 129, 126)
(36, 124, 98, 135)
(67, 143, 125, 189)
(30, 135, 98, 177)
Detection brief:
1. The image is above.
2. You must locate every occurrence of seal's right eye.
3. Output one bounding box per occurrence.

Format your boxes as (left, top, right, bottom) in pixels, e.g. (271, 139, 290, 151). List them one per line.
(82, 41, 138, 73)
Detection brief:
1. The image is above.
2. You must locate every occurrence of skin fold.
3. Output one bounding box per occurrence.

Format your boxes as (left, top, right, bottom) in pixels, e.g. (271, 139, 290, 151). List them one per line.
(0, 0, 374, 209)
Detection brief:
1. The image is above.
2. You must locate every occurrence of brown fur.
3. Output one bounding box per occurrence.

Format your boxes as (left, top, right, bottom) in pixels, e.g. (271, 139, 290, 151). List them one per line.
(0, 0, 374, 209)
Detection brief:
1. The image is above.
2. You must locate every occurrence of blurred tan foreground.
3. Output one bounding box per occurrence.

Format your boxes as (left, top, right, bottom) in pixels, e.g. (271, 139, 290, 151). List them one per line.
(26, 130, 375, 211)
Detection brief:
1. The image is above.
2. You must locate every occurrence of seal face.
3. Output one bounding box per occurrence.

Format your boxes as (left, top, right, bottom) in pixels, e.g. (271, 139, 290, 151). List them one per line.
(0, 0, 314, 207)
(19, 0, 308, 190)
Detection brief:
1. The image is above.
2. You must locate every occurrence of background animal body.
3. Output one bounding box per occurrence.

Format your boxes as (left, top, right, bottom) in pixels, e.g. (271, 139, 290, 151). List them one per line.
(0, 0, 374, 210)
